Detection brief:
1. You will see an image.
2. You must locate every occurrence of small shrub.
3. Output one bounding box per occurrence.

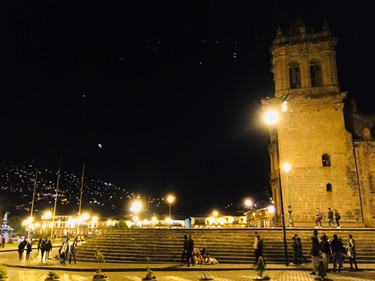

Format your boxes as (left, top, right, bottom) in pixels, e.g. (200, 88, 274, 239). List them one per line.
(45, 271, 59, 280)
(0, 266, 8, 279)
(142, 257, 156, 280)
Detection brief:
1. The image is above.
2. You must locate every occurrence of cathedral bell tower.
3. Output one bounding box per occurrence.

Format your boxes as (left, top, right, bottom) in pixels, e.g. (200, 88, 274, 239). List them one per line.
(262, 19, 364, 227)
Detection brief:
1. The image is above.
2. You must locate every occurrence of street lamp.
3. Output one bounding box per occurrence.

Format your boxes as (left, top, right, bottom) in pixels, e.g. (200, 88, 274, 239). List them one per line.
(166, 194, 175, 219)
(264, 108, 289, 266)
(28, 169, 38, 240)
(130, 200, 143, 213)
(282, 162, 293, 227)
(244, 198, 253, 209)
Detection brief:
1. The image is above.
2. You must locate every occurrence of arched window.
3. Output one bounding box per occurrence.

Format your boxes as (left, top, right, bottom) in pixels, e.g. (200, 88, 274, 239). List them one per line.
(289, 62, 301, 89)
(326, 183, 333, 192)
(322, 154, 331, 167)
(310, 60, 323, 87)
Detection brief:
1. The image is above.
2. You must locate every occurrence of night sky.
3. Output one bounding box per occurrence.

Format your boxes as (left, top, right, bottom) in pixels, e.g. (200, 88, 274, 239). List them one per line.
(1, 2, 375, 216)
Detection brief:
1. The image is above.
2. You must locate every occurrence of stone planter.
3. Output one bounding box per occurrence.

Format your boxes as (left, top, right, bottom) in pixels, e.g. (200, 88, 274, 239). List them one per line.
(92, 274, 108, 281)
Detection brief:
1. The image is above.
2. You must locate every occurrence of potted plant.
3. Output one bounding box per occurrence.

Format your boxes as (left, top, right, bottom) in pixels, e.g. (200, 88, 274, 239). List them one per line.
(92, 250, 108, 280)
(253, 256, 270, 280)
(0, 266, 8, 280)
(45, 271, 60, 280)
(142, 257, 157, 280)
(314, 259, 333, 281)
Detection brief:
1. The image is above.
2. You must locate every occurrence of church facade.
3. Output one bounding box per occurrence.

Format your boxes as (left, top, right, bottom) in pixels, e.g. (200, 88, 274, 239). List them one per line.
(262, 19, 375, 228)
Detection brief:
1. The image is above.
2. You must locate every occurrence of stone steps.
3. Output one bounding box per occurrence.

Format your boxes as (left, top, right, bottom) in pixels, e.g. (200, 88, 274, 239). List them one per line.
(76, 228, 375, 264)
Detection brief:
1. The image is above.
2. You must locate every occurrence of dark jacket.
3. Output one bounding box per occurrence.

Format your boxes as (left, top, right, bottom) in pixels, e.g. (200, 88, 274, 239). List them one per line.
(311, 235, 320, 256)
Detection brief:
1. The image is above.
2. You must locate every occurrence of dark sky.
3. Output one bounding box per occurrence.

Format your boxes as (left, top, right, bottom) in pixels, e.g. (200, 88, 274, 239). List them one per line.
(1, 1, 375, 216)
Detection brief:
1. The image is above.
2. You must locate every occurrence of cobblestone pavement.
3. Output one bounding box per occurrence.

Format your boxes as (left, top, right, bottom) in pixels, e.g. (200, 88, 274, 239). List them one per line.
(5, 268, 375, 281)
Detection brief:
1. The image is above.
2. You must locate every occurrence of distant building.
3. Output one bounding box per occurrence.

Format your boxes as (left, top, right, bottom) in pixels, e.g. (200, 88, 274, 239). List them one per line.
(262, 19, 375, 227)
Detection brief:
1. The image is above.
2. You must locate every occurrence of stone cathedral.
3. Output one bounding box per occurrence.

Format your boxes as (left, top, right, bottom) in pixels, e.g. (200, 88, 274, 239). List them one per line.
(262, 19, 375, 228)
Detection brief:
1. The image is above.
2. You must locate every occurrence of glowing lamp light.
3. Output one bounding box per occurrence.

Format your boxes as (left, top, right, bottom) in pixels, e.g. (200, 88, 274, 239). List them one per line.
(268, 205, 275, 214)
(282, 162, 292, 173)
(244, 198, 253, 208)
(130, 200, 143, 213)
(264, 110, 280, 125)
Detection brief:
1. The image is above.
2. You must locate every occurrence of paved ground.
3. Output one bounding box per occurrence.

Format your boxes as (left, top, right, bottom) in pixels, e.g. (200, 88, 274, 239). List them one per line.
(1, 247, 375, 280)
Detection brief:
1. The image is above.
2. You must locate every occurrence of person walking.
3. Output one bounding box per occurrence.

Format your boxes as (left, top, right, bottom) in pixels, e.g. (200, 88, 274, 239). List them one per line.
(319, 234, 332, 272)
(186, 235, 195, 267)
(59, 238, 70, 265)
(1, 235, 5, 248)
(45, 240, 53, 260)
(37, 238, 43, 253)
(328, 208, 334, 227)
(347, 234, 358, 271)
(181, 234, 188, 264)
(26, 240, 32, 260)
(331, 234, 344, 272)
(18, 239, 26, 260)
(315, 208, 323, 228)
(292, 234, 303, 265)
(334, 209, 341, 228)
(310, 229, 320, 275)
(253, 232, 264, 265)
(69, 239, 78, 264)
(40, 240, 47, 262)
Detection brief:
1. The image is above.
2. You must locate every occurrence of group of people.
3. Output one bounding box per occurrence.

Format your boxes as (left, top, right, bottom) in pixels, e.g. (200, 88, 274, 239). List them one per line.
(17, 238, 53, 261)
(58, 238, 78, 265)
(181, 234, 218, 266)
(315, 208, 341, 228)
(16, 236, 78, 265)
(37, 238, 53, 261)
(310, 229, 358, 275)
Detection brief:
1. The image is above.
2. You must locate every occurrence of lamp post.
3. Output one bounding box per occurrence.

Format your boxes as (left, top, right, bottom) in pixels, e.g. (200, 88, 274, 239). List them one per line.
(282, 162, 293, 227)
(27, 169, 38, 240)
(77, 163, 85, 236)
(264, 109, 289, 266)
(51, 160, 61, 239)
(166, 194, 175, 219)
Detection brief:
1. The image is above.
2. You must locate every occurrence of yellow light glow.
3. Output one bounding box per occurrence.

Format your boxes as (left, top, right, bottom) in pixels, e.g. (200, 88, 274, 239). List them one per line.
(281, 101, 288, 112)
(42, 211, 52, 220)
(79, 213, 90, 222)
(106, 219, 113, 227)
(167, 194, 175, 204)
(282, 162, 292, 173)
(268, 205, 276, 214)
(130, 200, 143, 213)
(244, 198, 253, 208)
(264, 110, 280, 125)
(208, 217, 215, 225)
(212, 210, 219, 217)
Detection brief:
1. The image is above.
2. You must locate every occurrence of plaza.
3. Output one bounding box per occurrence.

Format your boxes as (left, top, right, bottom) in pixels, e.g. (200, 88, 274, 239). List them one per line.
(1, 247, 375, 281)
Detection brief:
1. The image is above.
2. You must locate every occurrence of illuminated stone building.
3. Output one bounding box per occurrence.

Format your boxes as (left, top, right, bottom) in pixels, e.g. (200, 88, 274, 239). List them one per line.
(262, 19, 375, 227)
